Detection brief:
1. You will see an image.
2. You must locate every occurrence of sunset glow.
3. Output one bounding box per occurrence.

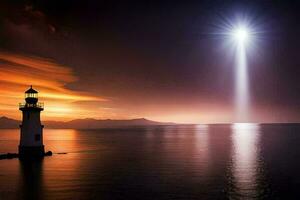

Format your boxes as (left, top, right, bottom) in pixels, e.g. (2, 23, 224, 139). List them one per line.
(0, 51, 107, 120)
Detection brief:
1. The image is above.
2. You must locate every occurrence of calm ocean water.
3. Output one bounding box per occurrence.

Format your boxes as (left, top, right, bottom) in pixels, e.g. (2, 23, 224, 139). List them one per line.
(0, 124, 300, 200)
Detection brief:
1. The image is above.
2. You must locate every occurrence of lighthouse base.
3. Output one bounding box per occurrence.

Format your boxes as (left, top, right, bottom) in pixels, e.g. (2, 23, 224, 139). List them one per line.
(18, 145, 45, 158)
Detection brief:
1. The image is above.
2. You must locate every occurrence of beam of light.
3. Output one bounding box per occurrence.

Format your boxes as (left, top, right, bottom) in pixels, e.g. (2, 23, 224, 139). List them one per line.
(235, 32, 249, 122)
(216, 14, 263, 123)
(229, 23, 253, 122)
(230, 23, 251, 122)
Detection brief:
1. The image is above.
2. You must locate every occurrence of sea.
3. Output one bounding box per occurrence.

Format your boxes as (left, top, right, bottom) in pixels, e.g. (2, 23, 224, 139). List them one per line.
(0, 124, 300, 200)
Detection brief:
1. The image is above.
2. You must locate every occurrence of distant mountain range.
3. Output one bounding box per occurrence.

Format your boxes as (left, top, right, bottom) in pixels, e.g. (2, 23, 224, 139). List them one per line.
(0, 116, 174, 129)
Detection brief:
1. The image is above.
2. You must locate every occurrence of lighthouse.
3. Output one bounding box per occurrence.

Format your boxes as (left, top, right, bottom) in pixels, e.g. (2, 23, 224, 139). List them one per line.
(19, 86, 45, 157)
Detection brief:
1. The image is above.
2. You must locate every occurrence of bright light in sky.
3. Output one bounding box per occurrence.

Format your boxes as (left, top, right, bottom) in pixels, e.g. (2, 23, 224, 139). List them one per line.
(230, 21, 259, 122)
(232, 27, 250, 44)
(220, 18, 257, 122)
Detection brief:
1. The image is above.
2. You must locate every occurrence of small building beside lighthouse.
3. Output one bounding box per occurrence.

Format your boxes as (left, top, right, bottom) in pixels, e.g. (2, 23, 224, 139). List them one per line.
(19, 86, 45, 157)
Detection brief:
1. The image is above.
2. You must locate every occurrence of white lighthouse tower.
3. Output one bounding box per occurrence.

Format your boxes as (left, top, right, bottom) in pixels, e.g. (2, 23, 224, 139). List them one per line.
(19, 86, 45, 157)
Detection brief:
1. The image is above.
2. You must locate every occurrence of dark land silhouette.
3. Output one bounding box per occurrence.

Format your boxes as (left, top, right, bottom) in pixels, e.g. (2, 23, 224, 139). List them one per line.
(0, 116, 174, 129)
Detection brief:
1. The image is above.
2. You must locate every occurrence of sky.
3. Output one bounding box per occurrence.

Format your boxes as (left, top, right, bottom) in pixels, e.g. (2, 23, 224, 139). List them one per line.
(0, 0, 299, 123)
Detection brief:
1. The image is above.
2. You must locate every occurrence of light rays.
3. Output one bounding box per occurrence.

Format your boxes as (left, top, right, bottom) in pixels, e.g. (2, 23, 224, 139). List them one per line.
(217, 14, 261, 122)
(234, 26, 250, 122)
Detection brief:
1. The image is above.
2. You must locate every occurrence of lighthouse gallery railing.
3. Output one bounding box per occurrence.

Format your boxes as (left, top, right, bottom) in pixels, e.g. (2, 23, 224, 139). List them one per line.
(19, 102, 44, 109)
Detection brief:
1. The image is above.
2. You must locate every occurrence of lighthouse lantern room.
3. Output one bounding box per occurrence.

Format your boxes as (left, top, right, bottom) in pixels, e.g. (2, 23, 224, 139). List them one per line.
(19, 86, 45, 157)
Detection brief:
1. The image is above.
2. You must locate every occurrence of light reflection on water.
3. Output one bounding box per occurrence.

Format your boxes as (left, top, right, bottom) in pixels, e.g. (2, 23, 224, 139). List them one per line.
(229, 123, 262, 199)
(193, 125, 210, 176)
(0, 125, 299, 199)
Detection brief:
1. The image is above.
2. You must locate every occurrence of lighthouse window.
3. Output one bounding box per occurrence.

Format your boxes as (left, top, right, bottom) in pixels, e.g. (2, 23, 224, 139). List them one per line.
(35, 134, 40, 141)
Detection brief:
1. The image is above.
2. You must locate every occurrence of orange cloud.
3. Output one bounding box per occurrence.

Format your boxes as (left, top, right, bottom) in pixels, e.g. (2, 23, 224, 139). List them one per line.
(0, 52, 76, 83)
(0, 51, 107, 120)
